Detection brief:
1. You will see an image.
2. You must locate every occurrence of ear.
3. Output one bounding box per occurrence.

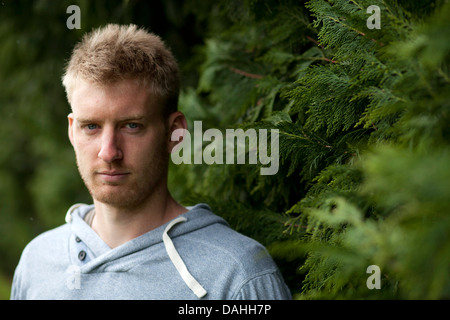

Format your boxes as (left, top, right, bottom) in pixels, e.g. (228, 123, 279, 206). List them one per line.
(166, 111, 188, 153)
(68, 113, 75, 146)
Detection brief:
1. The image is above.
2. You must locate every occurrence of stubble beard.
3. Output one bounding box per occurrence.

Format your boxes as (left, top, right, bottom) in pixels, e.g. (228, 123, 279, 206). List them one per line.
(77, 154, 168, 211)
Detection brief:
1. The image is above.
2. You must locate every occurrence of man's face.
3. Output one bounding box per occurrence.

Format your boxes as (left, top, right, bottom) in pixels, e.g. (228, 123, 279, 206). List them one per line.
(68, 79, 173, 209)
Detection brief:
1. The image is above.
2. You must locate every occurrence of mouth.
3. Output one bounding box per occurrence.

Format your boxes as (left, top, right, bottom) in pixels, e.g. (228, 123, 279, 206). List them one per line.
(96, 171, 130, 183)
(98, 170, 130, 175)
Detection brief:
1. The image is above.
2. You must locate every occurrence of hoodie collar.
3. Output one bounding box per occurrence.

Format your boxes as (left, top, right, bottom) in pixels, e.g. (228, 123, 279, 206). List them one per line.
(65, 203, 225, 298)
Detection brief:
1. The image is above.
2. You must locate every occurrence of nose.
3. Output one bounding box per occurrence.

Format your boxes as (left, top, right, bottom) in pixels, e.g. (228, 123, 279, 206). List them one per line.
(98, 129, 123, 163)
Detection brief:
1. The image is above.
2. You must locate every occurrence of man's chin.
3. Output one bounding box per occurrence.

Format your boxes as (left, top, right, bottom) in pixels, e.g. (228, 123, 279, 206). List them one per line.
(88, 184, 151, 209)
(90, 186, 133, 206)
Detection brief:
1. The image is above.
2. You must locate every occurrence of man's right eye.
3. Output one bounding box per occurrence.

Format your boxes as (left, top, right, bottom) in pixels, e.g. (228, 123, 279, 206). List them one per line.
(81, 123, 100, 133)
(87, 124, 98, 130)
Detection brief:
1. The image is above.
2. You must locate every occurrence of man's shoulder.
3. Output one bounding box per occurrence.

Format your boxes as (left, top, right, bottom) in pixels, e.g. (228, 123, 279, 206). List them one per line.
(177, 214, 291, 299)
(200, 222, 266, 255)
(182, 216, 278, 275)
(183, 205, 268, 255)
(22, 203, 92, 256)
(21, 223, 71, 258)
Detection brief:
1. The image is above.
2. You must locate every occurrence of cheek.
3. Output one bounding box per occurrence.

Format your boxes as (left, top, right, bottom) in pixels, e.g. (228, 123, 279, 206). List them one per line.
(72, 137, 99, 163)
(135, 133, 169, 164)
(137, 138, 165, 161)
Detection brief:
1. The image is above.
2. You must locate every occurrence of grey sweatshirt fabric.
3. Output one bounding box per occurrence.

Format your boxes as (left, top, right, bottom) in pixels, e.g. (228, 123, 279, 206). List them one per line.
(11, 203, 291, 300)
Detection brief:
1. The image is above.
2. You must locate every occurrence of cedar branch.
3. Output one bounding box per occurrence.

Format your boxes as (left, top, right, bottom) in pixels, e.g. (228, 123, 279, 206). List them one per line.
(229, 67, 264, 79)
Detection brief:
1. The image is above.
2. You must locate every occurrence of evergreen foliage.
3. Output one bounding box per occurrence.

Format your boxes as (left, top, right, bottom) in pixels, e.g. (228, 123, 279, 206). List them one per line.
(174, 0, 450, 299)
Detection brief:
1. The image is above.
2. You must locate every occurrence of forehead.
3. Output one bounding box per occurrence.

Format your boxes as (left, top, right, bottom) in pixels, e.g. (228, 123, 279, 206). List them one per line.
(70, 79, 160, 119)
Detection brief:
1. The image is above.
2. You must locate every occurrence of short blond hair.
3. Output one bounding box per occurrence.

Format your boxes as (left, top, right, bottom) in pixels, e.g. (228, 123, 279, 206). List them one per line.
(62, 24, 180, 116)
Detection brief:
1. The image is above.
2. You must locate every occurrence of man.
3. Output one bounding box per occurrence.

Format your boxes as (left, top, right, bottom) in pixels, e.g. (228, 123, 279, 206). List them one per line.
(11, 24, 291, 300)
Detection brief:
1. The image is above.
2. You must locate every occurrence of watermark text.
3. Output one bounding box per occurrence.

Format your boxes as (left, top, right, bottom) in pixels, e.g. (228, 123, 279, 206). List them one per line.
(171, 121, 279, 175)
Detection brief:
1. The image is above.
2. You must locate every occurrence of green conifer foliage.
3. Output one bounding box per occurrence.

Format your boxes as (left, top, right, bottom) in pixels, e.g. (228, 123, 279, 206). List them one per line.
(174, 0, 450, 299)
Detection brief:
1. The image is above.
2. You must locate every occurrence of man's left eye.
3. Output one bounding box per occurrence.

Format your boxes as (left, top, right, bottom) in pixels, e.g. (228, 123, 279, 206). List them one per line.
(126, 123, 140, 129)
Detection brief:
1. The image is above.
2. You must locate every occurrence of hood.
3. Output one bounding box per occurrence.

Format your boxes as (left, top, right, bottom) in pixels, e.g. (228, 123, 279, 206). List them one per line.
(64, 203, 227, 298)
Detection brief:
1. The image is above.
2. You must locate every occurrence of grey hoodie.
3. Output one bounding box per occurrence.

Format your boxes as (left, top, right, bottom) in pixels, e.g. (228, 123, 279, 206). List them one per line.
(11, 203, 291, 300)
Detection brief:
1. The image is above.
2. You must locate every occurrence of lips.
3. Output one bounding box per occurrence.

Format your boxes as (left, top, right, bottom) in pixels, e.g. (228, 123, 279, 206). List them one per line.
(98, 171, 129, 175)
(96, 170, 130, 183)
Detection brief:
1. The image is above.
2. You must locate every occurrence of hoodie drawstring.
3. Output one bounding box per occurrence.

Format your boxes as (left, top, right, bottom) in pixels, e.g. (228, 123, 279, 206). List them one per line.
(162, 216, 207, 299)
(65, 203, 86, 223)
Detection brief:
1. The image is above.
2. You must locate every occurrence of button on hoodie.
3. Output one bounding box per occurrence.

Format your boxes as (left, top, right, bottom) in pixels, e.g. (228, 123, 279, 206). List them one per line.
(78, 250, 86, 261)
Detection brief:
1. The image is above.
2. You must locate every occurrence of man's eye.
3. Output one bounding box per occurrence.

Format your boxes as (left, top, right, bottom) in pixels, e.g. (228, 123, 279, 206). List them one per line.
(126, 123, 140, 129)
(87, 124, 98, 130)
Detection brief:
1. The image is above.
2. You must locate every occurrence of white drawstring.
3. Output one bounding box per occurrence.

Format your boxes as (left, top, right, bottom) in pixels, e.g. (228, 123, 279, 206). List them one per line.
(162, 216, 207, 299)
(65, 203, 86, 223)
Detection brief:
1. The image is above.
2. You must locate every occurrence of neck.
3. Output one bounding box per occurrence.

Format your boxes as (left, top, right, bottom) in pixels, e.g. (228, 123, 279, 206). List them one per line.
(91, 188, 187, 248)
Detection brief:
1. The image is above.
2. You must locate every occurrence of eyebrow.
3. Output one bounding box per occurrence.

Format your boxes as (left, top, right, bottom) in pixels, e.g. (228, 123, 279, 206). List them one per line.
(75, 115, 147, 124)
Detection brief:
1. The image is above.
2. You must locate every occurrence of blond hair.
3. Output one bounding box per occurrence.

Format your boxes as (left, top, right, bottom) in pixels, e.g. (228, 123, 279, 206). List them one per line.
(62, 24, 180, 116)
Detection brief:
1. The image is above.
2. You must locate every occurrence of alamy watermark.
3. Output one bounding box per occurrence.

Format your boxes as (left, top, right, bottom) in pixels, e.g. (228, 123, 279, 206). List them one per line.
(66, 265, 81, 290)
(366, 265, 381, 289)
(367, 5, 381, 29)
(66, 5, 81, 30)
(66, 4, 381, 31)
(170, 121, 279, 176)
